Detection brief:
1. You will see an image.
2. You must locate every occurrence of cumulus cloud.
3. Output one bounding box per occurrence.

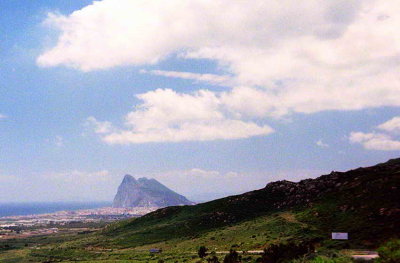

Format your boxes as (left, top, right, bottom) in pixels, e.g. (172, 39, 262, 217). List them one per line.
(38, 0, 400, 142)
(350, 116, 400, 151)
(377, 116, 400, 134)
(349, 132, 400, 151)
(141, 70, 233, 86)
(37, 0, 400, 110)
(87, 89, 273, 144)
(316, 139, 329, 148)
(86, 116, 114, 134)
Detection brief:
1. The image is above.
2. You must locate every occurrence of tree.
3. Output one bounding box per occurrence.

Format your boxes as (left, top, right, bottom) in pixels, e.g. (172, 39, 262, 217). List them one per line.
(198, 246, 208, 258)
(207, 255, 220, 263)
(256, 242, 313, 263)
(207, 251, 220, 263)
(223, 249, 241, 263)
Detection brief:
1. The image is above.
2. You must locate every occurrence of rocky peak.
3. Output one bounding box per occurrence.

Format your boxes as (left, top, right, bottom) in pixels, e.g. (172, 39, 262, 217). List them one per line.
(113, 175, 194, 208)
(122, 174, 136, 183)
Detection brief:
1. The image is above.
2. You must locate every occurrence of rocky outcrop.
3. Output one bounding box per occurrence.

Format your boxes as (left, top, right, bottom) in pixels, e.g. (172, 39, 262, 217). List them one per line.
(220, 158, 400, 223)
(259, 158, 400, 210)
(113, 175, 194, 208)
(110, 158, 400, 246)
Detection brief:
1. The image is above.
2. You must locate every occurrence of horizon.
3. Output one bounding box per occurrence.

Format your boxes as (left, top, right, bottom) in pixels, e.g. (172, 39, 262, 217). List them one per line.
(1, 0, 400, 203)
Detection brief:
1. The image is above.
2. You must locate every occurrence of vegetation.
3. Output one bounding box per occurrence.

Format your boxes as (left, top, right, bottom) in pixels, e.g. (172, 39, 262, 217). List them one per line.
(223, 249, 241, 263)
(0, 158, 399, 262)
(256, 241, 314, 263)
(198, 246, 208, 258)
(376, 239, 400, 263)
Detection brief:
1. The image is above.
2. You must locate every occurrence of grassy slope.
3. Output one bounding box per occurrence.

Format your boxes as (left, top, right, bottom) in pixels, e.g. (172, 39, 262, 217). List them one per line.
(11, 212, 314, 262)
(1, 158, 399, 262)
(96, 158, 399, 249)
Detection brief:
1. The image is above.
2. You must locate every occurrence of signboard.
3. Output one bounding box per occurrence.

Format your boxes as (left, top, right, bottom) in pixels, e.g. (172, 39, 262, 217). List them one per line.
(331, 232, 348, 240)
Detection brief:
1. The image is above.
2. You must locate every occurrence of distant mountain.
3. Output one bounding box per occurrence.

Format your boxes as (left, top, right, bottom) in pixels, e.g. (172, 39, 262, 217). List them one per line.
(18, 158, 400, 262)
(112, 175, 194, 208)
(106, 158, 399, 248)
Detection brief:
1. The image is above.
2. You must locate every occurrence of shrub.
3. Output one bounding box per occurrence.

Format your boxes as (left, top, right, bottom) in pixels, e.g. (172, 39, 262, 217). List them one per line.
(224, 249, 241, 263)
(199, 246, 208, 258)
(207, 255, 220, 263)
(256, 241, 314, 263)
(376, 239, 400, 263)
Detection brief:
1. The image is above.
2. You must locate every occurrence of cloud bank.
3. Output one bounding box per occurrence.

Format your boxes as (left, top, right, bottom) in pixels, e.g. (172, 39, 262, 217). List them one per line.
(377, 117, 400, 134)
(350, 116, 400, 151)
(87, 89, 273, 144)
(141, 70, 233, 86)
(38, 0, 400, 143)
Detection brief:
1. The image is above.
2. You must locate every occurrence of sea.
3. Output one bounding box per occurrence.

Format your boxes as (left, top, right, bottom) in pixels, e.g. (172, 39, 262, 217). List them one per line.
(0, 201, 111, 217)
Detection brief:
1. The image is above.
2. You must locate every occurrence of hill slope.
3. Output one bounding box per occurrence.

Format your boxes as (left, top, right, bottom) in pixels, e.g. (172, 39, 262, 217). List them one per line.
(19, 159, 400, 262)
(105, 158, 399, 248)
(113, 175, 193, 208)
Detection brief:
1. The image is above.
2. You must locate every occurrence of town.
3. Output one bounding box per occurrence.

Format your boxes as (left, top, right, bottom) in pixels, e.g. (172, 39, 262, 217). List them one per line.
(0, 206, 158, 240)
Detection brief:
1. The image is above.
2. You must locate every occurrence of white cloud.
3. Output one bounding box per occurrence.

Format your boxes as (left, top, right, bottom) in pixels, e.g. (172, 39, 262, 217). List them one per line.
(377, 116, 400, 134)
(86, 116, 114, 134)
(221, 86, 289, 118)
(88, 89, 273, 144)
(141, 70, 233, 86)
(349, 132, 400, 151)
(0, 114, 7, 119)
(316, 139, 329, 148)
(38, 0, 400, 143)
(38, 0, 400, 115)
(350, 116, 400, 150)
(183, 168, 220, 177)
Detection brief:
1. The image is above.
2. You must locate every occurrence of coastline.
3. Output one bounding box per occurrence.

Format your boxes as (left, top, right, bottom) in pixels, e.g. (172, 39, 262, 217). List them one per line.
(0, 206, 158, 226)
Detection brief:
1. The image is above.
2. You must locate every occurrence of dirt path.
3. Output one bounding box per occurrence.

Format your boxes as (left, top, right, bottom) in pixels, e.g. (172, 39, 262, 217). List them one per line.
(350, 250, 379, 261)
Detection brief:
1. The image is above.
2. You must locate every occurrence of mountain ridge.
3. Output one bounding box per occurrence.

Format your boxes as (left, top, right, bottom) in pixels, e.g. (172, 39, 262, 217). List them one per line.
(104, 158, 399, 248)
(22, 158, 400, 262)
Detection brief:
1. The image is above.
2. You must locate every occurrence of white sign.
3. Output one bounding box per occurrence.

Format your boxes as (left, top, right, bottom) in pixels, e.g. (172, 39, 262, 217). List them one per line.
(332, 232, 348, 240)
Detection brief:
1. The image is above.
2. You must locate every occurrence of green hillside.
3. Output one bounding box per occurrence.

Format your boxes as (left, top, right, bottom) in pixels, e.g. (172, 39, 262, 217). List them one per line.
(100, 158, 399, 249)
(1, 158, 399, 262)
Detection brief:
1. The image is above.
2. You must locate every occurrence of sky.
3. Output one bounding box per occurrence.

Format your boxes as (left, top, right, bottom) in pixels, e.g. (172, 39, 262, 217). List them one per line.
(1, 0, 399, 203)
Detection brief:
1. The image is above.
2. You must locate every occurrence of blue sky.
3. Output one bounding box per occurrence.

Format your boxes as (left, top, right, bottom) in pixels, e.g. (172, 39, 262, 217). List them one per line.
(1, 0, 399, 202)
